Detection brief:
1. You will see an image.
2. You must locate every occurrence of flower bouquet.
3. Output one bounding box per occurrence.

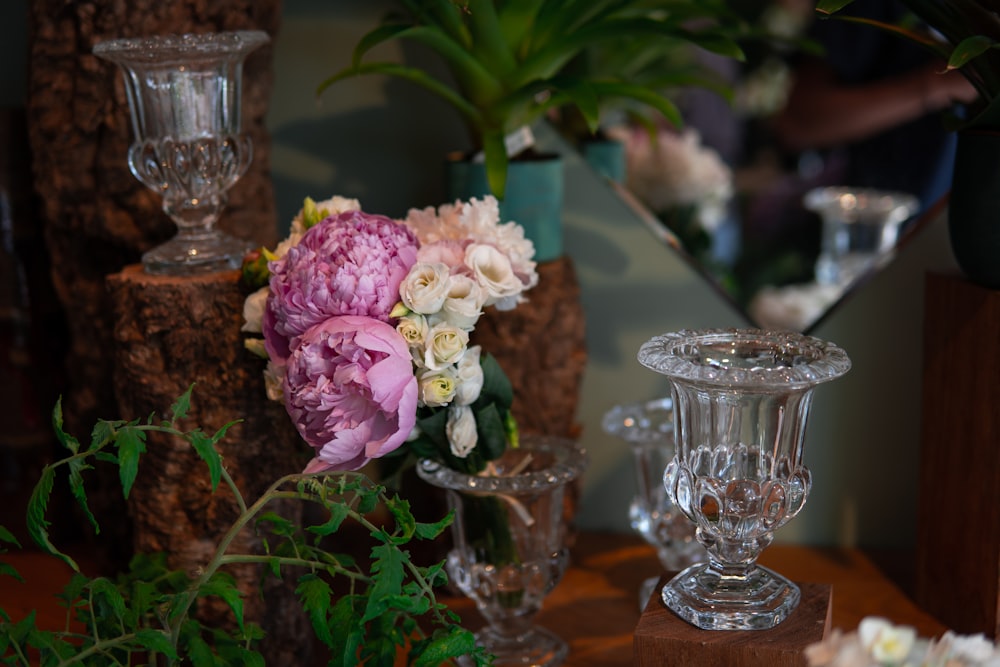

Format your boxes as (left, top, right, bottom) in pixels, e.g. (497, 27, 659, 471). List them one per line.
(240, 194, 539, 565)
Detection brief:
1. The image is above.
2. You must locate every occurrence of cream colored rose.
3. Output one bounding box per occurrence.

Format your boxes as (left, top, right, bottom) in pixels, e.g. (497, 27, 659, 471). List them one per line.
(401, 262, 451, 315)
(396, 313, 429, 349)
(417, 367, 457, 407)
(465, 243, 525, 308)
(454, 345, 484, 406)
(447, 405, 478, 458)
(441, 274, 485, 330)
(241, 286, 269, 333)
(423, 322, 469, 371)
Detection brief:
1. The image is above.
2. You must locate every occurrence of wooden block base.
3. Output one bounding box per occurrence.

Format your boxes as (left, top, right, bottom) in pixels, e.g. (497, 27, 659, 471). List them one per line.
(634, 575, 832, 667)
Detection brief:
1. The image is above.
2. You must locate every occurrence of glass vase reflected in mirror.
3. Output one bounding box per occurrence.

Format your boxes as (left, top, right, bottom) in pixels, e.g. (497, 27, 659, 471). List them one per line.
(638, 328, 850, 630)
(94, 31, 269, 275)
(805, 187, 919, 287)
(416, 436, 587, 667)
(602, 397, 704, 608)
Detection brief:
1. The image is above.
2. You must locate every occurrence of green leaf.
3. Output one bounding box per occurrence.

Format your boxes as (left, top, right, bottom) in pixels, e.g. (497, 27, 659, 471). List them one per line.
(184, 631, 216, 667)
(473, 403, 508, 461)
(481, 128, 509, 199)
(364, 543, 405, 621)
(816, 0, 859, 15)
(949, 35, 997, 71)
(189, 431, 222, 491)
(477, 352, 513, 408)
(115, 426, 147, 499)
(306, 502, 349, 537)
(0, 560, 24, 583)
(200, 573, 245, 632)
(67, 456, 99, 534)
(89, 419, 116, 451)
(384, 495, 416, 544)
(170, 384, 195, 422)
(51, 397, 80, 455)
(135, 628, 178, 659)
(414, 511, 453, 541)
(89, 577, 127, 622)
(411, 627, 479, 666)
(26, 467, 78, 571)
(296, 574, 333, 645)
(0, 525, 20, 547)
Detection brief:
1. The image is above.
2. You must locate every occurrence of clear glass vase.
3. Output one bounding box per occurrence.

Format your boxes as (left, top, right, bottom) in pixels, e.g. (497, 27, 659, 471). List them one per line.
(602, 397, 705, 608)
(416, 436, 588, 666)
(93, 31, 269, 275)
(638, 328, 850, 630)
(804, 186, 918, 286)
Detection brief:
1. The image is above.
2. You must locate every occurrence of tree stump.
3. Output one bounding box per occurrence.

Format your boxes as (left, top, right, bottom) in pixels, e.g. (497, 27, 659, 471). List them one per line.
(27, 0, 281, 441)
(107, 265, 311, 665)
(471, 255, 588, 440)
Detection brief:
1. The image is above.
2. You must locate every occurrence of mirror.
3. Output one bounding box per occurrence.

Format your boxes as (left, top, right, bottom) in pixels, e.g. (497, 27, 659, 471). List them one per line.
(549, 0, 946, 333)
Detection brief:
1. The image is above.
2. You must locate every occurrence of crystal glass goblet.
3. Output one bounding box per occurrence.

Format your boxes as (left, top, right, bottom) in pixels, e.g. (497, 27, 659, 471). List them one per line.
(804, 186, 919, 286)
(638, 328, 850, 630)
(602, 397, 705, 608)
(417, 436, 587, 666)
(94, 31, 269, 275)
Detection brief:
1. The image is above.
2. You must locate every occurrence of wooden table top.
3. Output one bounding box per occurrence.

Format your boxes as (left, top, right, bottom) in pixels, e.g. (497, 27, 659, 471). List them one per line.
(2, 532, 945, 666)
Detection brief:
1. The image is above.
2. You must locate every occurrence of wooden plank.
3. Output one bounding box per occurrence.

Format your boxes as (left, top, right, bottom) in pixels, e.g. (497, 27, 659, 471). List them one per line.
(916, 272, 1000, 638)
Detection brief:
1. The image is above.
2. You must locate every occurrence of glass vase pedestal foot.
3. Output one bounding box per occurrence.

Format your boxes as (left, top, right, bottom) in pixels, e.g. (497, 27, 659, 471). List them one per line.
(141, 228, 251, 275)
(661, 562, 799, 631)
(635, 575, 832, 667)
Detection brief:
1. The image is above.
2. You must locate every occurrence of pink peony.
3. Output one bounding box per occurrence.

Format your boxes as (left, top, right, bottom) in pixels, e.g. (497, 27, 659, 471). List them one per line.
(264, 211, 419, 362)
(284, 315, 418, 472)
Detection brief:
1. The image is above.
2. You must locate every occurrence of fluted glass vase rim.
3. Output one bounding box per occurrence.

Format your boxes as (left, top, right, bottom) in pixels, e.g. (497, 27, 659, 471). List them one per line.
(93, 30, 270, 64)
(638, 327, 851, 390)
(416, 436, 587, 494)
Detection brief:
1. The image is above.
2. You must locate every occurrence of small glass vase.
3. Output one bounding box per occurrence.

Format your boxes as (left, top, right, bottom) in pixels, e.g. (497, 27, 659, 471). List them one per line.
(602, 397, 705, 608)
(804, 186, 918, 286)
(638, 328, 850, 630)
(417, 436, 587, 666)
(93, 31, 269, 275)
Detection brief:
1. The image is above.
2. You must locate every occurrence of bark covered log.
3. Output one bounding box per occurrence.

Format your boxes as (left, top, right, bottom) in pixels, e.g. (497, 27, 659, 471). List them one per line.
(28, 0, 281, 440)
(107, 265, 310, 665)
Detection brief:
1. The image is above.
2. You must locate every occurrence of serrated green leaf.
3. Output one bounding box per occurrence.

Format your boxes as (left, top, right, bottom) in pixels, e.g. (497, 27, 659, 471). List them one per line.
(306, 502, 349, 537)
(0, 560, 24, 582)
(384, 496, 416, 544)
(200, 573, 245, 632)
(0, 525, 20, 547)
(170, 385, 195, 422)
(51, 397, 80, 455)
(135, 628, 178, 659)
(364, 543, 404, 621)
(88, 577, 127, 622)
(115, 426, 146, 499)
(189, 431, 222, 491)
(296, 574, 333, 645)
(411, 626, 479, 666)
(26, 467, 78, 570)
(184, 631, 216, 667)
(67, 457, 98, 534)
(414, 510, 453, 541)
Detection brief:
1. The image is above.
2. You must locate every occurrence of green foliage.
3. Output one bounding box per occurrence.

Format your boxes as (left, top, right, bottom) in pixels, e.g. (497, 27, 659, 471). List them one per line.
(815, 0, 1000, 128)
(318, 0, 747, 198)
(0, 385, 488, 666)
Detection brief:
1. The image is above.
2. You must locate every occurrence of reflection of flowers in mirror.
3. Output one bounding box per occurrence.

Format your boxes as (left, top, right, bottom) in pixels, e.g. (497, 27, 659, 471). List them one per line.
(606, 125, 733, 233)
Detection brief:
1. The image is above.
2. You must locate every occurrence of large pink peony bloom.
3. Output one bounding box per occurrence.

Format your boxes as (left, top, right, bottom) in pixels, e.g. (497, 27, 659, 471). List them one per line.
(264, 211, 419, 362)
(284, 315, 418, 473)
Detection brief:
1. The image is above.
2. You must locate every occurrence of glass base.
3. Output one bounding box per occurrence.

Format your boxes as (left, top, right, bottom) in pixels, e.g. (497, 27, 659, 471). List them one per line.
(661, 562, 800, 630)
(462, 625, 568, 667)
(142, 231, 250, 276)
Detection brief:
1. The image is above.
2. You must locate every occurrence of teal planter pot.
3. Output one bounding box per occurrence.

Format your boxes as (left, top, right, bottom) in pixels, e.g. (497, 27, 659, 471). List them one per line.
(949, 130, 1000, 289)
(445, 154, 564, 262)
(582, 138, 626, 184)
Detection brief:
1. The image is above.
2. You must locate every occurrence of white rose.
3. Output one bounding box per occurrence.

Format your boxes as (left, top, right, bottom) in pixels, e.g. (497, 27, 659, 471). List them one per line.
(423, 322, 469, 371)
(241, 286, 269, 333)
(396, 313, 429, 349)
(453, 345, 484, 406)
(417, 367, 457, 407)
(401, 262, 451, 315)
(447, 405, 478, 458)
(465, 243, 525, 307)
(441, 274, 485, 330)
(859, 617, 915, 664)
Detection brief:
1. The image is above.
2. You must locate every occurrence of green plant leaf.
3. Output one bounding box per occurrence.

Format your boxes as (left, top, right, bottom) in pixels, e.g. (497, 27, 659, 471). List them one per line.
(51, 397, 80, 455)
(0, 560, 24, 583)
(296, 574, 333, 645)
(949, 35, 997, 71)
(411, 626, 479, 666)
(414, 511, 453, 541)
(135, 628, 178, 659)
(26, 466, 78, 570)
(67, 456, 99, 534)
(89, 577, 127, 623)
(170, 384, 195, 421)
(307, 501, 350, 538)
(190, 431, 223, 491)
(115, 426, 146, 499)
(200, 573, 245, 632)
(364, 543, 405, 621)
(816, 0, 858, 14)
(384, 495, 416, 544)
(0, 525, 20, 547)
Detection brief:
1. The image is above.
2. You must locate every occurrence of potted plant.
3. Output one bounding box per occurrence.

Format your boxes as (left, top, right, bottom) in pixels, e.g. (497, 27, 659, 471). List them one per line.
(318, 0, 746, 260)
(815, 0, 1000, 288)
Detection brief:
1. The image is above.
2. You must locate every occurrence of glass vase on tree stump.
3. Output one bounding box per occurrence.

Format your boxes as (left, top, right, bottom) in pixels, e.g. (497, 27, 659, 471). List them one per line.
(638, 328, 850, 631)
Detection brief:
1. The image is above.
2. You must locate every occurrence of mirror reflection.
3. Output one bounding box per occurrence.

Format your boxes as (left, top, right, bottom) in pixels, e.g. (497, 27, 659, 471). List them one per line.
(551, 0, 969, 333)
